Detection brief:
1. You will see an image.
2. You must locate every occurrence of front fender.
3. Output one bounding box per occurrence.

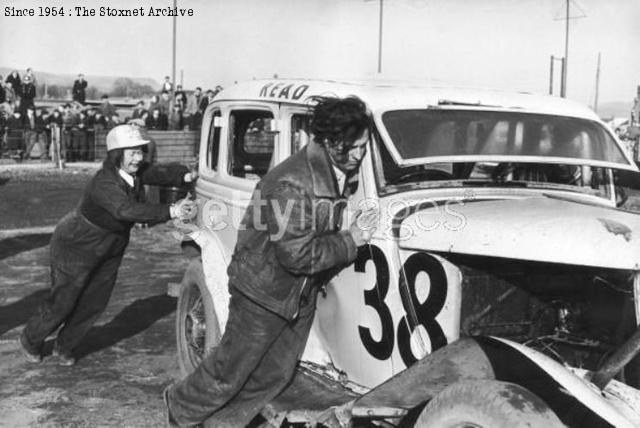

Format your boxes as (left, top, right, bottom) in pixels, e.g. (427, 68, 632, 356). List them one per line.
(189, 228, 231, 334)
(353, 337, 637, 427)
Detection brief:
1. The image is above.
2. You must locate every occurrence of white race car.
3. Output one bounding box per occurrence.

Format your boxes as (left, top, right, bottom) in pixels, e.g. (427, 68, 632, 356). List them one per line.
(173, 78, 640, 427)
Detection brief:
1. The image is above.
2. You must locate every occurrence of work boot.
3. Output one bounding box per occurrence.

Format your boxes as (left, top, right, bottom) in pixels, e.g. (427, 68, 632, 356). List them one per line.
(52, 345, 76, 366)
(19, 334, 42, 363)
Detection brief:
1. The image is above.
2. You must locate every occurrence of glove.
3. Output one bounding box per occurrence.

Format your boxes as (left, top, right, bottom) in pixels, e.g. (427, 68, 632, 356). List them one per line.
(170, 198, 197, 221)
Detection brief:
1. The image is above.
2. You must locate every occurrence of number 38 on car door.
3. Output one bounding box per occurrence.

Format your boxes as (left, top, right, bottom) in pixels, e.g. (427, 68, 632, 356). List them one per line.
(315, 241, 462, 388)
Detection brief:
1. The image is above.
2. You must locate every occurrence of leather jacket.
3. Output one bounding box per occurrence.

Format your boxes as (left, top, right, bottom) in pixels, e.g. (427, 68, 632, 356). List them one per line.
(228, 140, 358, 320)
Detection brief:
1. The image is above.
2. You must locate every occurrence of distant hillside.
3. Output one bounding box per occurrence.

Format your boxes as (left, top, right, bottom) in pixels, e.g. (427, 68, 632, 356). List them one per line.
(597, 101, 632, 120)
(0, 67, 159, 94)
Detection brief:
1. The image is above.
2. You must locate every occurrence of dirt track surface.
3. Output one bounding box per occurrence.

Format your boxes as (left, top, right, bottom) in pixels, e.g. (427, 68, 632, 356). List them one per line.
(0, 166, 190, 427)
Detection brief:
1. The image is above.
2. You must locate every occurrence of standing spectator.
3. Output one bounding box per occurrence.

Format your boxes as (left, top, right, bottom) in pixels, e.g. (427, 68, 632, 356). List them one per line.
(0, 106, 7, 154)
(168, 104, 183, 130)
(100, 95, 117, 118)
(161, 76, 173, 93)
(184, 87, 202, 131)
(19, 75, 36, 114)
(24, 107, 47, 159)
(93, 111, 106, 132)
(72, 111, 89, 161)
(174, 85, 187, 110)
(35, 108, 49, 158)
(6, 110, 24, 157)
(148, 95, 160, 115)
(158, 91, 171, 116)
(46, 108, 64, 160)
(146, 108, 167, 131)
(62, 104, 76, 161)
(5, 82, 17, 104)
(5, 70, 22, 98)
(25, 68, 37, 87)
(199, 89, 216, 113)
(85, 109, 98, 160)
(105, 114, 121, 130)
(0, 75, 5, 104)
(19, 124, 197, 366)
(131, 101, 146, 120)
(72, 74, 88, 105)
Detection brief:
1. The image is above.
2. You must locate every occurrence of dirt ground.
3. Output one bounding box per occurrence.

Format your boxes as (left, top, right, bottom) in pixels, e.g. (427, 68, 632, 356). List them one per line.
(0, 166, 191, 427)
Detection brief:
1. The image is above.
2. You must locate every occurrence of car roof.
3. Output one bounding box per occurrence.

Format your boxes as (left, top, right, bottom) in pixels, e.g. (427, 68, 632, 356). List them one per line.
(215, 78, 600, 120)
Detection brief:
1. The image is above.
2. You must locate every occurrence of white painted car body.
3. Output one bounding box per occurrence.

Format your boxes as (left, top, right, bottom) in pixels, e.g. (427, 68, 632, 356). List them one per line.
(184, 78, 640, 424)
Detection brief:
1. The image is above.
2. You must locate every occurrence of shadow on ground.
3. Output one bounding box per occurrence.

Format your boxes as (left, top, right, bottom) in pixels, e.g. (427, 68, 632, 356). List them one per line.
(0, 289, 48, 336)
(74, 294, 177, 359)
(0, 233, 51, 260)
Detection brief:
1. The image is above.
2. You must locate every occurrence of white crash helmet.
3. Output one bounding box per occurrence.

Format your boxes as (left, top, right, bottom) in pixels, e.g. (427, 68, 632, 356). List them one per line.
(106, 124, 150, 151)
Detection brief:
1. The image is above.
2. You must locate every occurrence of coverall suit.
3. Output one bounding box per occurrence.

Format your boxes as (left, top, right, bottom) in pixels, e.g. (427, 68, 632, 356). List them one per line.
(21, 162, 188, 358)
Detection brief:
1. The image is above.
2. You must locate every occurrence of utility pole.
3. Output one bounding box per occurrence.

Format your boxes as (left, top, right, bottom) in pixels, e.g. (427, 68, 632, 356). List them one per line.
(562, 0, 569, 97)
(172, 0, 177, 93)
(378, 0, 384, 73)
(549, 55, 565, 96)
(554, 0, 586, 98)
(594, 52, 601, 113)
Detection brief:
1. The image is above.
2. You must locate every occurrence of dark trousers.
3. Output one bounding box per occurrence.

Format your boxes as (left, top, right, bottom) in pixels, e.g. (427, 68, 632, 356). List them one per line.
(22, 212, 127, 356)
(167, 290, 316, 427)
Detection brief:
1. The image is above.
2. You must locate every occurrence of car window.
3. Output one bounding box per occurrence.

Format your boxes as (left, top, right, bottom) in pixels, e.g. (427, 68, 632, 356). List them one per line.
(372, 126, 614, 201)
(291, 113, 312, 153)
(206, 110, 221, 171)
(382, 110, 628, 165)
(228, 109, 275, 180)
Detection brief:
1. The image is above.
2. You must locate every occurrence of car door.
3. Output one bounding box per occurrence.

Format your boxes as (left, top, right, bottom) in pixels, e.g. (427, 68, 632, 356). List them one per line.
(198, 101, 280, 254)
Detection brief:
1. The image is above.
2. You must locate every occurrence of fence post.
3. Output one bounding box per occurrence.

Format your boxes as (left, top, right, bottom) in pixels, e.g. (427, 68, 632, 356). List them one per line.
(51, 125, 65, 169)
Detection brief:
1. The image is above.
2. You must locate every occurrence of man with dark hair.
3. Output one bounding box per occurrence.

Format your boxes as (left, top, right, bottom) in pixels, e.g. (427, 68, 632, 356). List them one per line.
(20, 124, 197, 366)
(164, 96, 378, 427)
(100, 94, 117, 118)
(199, 89, 215, 113)
(72, 74, 88, 105)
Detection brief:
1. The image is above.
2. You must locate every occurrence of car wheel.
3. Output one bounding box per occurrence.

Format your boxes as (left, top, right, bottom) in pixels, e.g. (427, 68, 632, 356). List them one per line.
(414, 380, 564, 428)
(176, 264, 221, 376)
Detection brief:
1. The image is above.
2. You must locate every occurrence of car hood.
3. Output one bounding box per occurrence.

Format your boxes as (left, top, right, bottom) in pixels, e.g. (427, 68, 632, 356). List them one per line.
(396, 195, 640, 270)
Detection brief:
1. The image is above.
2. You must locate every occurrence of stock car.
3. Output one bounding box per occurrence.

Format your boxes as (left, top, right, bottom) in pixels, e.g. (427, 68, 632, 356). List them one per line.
(171, 78, 640, 427)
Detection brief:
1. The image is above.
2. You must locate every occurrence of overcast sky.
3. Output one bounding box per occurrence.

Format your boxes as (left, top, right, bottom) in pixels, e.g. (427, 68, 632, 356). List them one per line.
(1, 0, 638, 105)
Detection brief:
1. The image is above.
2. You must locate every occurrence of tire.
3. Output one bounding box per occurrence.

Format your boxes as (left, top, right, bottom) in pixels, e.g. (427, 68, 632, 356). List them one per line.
(176, 262, 221, 376)
(414, 380, 565, 428)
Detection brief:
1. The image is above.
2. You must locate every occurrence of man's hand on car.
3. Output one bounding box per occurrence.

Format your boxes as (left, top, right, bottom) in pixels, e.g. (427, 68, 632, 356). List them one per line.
(350, 208, 379, 247)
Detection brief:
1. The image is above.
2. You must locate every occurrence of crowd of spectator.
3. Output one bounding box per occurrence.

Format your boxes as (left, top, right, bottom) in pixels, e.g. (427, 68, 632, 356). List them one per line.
(0, 69, 223, 162)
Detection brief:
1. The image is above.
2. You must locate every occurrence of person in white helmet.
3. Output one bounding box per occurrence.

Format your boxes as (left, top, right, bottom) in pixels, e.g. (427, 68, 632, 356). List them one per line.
(20, 124, 197, 366)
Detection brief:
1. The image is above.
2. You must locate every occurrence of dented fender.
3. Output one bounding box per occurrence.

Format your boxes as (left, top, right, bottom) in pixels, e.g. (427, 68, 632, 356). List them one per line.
(352, 337, 638, 426)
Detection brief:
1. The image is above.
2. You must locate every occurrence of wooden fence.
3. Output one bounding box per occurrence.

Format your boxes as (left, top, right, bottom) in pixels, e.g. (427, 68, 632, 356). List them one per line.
(95, 130, 199, 163)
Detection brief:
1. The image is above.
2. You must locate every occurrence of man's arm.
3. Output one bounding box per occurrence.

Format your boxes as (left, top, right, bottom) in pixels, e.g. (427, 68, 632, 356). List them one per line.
(264, 183, 357, 276)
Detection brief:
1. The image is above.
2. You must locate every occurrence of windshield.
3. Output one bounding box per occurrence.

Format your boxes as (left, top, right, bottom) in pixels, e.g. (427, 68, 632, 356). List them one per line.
(374, 110, 625, 200)
(382, 110, 628, 165)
